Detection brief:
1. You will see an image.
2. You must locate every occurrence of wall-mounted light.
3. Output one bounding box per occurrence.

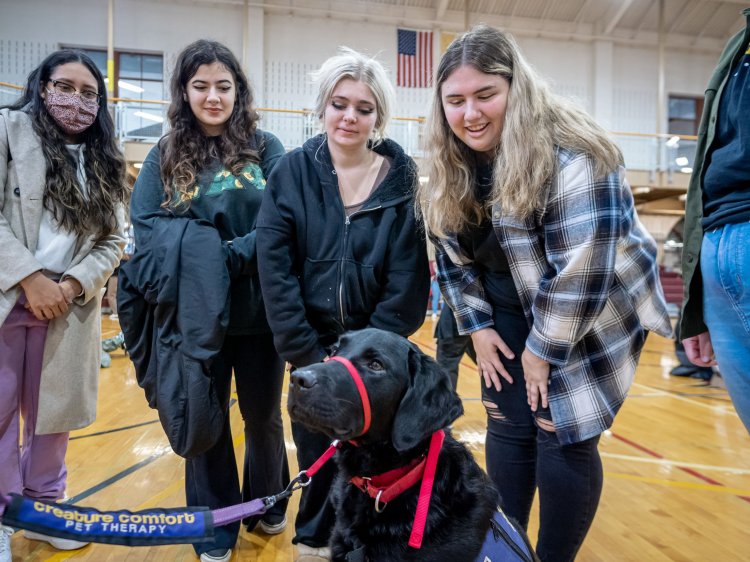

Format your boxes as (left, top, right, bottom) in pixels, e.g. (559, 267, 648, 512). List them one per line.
(680, 167, 693, 174)
(675, 156, 689, 166)
(666, 136, 680, 148)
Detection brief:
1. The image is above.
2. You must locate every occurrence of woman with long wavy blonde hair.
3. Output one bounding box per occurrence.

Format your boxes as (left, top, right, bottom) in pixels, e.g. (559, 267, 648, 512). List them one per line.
(418, 25, 671, 562)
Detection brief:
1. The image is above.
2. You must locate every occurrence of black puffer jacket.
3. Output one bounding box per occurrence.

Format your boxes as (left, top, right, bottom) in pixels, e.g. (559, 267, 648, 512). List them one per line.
(257, 134, 429, 367)
(118, 215, 229, 458)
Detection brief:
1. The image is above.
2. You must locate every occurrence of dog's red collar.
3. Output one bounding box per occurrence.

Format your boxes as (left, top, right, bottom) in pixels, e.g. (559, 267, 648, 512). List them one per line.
(326, 356, 371, 438)
(350, 429, 445, 549)
(350, 455, 426, 507)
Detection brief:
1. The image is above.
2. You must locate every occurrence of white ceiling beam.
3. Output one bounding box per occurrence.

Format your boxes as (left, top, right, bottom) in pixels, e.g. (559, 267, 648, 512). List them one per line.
(668, 0, 701, 34)
(603, 0, 635, 35)
(574, 0, 595, 24)
(235, 1, 726, 52)
(435, 0, 450, 20)
(695, 6, 721, 42)
(540, 0, 555, 26)
(509, 0, 521, 18)
(634, 0, 655, 35)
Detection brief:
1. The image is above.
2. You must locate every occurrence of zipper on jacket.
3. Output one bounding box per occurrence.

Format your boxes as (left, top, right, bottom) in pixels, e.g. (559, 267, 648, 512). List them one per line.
(336, 205, 382, 328)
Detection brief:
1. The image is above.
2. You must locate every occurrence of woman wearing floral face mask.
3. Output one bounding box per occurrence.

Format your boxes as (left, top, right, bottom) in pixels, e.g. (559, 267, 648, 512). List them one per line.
(0, 50, 127, 559)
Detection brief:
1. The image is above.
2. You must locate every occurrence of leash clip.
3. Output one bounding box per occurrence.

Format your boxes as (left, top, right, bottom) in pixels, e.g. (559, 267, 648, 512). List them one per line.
(374, 490, 386, 513)
(265, 471, 313, 506)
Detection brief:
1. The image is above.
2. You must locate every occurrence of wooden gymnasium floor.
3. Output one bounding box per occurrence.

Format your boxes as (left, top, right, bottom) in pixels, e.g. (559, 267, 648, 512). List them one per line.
(8, 315, 750, 562)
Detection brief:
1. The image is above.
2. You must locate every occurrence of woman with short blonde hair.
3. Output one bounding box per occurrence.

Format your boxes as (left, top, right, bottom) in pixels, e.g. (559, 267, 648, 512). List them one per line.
(258, 47, 429, 562)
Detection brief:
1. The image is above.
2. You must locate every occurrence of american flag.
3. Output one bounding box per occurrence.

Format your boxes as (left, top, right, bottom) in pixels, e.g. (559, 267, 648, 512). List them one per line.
(397, 28, 433, 88)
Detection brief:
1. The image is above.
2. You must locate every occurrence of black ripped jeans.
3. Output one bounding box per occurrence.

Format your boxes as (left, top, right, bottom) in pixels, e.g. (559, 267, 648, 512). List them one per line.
(481, 306, 603, 562)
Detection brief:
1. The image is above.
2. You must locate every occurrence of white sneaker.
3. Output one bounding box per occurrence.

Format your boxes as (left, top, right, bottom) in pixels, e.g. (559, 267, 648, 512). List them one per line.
(24, 530, 89, 550)
(199, 549, 232, 562)
(295, 544, 331, 562)
(258, 515, 287, 535)
(0, 525, 13, 562)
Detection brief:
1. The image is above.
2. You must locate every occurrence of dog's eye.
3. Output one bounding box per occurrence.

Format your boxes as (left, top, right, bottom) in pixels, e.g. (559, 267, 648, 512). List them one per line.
(368, 360, 384, 371)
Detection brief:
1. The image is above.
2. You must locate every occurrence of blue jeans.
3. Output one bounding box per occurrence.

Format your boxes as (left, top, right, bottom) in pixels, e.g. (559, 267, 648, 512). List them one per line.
(431, 279, 441, 314)
(701, 221, 750, 432)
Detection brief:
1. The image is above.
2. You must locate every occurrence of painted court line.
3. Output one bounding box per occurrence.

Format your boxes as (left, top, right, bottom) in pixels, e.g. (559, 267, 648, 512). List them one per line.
(601, 451, 750, 475)
(70, 419, 159, 440)
(611, 431, 750, 504)
(604, 471, 750, 496)
(630, 381, 734, 413)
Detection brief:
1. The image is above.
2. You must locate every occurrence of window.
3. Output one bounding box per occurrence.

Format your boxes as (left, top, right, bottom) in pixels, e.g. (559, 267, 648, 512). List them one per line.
(72, 48, 164, 100)
(667, 95, 703, 173)
(668, 96, 703, 136)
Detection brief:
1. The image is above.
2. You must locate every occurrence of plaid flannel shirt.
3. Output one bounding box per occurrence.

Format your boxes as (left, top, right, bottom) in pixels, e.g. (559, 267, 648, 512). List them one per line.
(435, 148, 672, 444)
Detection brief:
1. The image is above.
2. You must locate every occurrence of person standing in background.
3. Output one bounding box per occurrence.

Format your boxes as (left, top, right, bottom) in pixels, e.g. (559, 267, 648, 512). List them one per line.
(681, 7, 750, 433)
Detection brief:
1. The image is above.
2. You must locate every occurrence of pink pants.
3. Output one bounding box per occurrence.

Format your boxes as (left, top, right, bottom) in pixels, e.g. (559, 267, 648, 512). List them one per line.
(0, 300, 69, 505)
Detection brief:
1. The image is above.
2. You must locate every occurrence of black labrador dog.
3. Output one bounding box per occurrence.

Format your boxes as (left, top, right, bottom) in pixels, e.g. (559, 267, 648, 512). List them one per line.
(288, 328, 537, 562)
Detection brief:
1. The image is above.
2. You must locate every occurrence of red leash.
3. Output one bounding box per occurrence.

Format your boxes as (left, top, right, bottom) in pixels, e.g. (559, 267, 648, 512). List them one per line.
(408, 429, 444, 548)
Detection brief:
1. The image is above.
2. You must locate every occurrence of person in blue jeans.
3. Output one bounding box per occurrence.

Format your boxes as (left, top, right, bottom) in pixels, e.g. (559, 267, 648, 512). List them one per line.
(429, 259, 442, 319)
(681, 8, 750, 433)
(417, 26, 671, 562)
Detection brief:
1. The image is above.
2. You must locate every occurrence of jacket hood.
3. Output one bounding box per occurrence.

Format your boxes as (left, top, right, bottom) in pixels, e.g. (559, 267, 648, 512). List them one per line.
(302, 133, 418, 205)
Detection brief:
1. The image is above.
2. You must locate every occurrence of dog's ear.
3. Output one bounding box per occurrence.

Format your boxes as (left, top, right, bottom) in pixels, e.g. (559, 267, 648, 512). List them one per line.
(391, 343, 464, 452)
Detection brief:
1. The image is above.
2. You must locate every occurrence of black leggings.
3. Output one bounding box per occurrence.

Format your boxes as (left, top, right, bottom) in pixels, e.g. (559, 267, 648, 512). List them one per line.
(482, 311, 603, 562)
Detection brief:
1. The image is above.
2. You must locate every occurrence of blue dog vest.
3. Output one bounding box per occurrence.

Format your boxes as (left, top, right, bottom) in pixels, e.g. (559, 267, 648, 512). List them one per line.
(475, 508, 534, 562)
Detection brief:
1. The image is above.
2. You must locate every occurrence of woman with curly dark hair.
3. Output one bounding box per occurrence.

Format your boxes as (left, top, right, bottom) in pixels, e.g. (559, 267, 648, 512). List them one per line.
(125, 39, 289, 562)
(0, 50, 127, 557)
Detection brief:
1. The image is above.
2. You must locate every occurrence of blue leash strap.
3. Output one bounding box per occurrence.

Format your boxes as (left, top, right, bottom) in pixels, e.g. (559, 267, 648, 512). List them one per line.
(1, 494, 213, 546)
(0, 472, 313, 546)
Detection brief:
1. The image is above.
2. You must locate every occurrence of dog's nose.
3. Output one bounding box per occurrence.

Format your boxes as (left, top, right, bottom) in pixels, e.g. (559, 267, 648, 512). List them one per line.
(290, 369, 317, 389)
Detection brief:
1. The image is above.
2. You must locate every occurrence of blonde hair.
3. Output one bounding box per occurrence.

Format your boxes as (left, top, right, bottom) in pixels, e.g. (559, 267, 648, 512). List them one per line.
(311, 47, 394, 145)
(418, 25, 622, 238)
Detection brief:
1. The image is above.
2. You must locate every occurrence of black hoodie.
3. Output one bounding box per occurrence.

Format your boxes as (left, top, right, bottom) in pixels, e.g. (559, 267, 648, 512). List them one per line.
(257, 134, 430, 367)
